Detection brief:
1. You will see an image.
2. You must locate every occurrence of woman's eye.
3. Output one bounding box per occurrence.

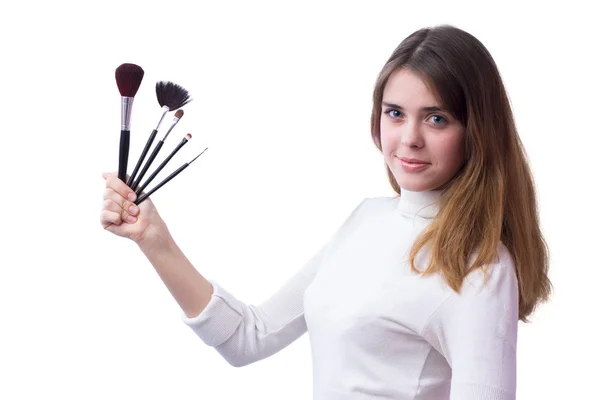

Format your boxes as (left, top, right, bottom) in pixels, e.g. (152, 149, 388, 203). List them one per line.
(384, 109, 402, 118)
(429, 115, 447, 125)
(384, 109, 448, 125)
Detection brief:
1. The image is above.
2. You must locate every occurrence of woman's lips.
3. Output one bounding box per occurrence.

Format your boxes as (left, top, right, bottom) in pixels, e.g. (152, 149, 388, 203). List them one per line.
(398, 157, 430, 172)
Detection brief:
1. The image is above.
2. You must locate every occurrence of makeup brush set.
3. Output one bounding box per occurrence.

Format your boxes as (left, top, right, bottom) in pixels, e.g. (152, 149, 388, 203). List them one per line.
(115, 63, 207, 205)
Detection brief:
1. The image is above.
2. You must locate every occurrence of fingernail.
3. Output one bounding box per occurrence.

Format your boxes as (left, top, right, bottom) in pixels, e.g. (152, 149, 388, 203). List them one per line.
(129, 205, 138, 215)
(127, 215, 137, 223)
(128, 193, 137, 202)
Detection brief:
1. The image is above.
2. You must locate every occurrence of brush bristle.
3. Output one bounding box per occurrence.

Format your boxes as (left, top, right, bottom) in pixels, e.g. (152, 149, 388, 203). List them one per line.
(156, 81, 192, 110)
(175, 109, 184, 118)
(185, 133, 192, 140)
(115, 63, 145, 97)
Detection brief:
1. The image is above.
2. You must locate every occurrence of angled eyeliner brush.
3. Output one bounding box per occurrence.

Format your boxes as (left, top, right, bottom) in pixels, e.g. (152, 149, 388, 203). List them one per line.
(115, 63, 144, 182)
(131, 109, 184, 192)
(135, 147, 208, 205)
(127, 81, 192, 188)
(135, 133, 192, 196)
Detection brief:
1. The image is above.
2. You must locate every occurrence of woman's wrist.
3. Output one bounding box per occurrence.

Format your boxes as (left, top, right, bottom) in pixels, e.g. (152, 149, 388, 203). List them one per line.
(137, 227, 175, 255)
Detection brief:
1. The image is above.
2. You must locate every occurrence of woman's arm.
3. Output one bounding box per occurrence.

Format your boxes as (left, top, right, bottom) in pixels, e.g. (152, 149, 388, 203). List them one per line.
(139, 235, 214, 319)
(144, 199, 368, 367)
(182, 246, 326, 367)
(422, 245, 519, 400)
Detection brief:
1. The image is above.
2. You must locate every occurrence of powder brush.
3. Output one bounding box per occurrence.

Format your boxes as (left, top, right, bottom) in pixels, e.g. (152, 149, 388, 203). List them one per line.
(115, 63, 144, 182)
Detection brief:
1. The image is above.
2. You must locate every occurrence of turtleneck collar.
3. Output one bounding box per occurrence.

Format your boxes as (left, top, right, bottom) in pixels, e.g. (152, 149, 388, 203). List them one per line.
(396, 187, 442, 219)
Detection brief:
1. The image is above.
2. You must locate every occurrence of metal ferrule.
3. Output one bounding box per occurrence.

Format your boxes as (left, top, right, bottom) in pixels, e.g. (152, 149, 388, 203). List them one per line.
(154, 106, 170, 130)
(121, 97, 134, 131)
(162, 117, 181, 140)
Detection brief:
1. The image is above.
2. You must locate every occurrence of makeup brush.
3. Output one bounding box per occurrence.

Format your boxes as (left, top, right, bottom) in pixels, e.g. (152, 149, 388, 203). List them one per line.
(115, 63, 145, 182)
(130, 109, 184, 191)
(135, 147, 208, 205)
(126, 81, 192, 188)
(135, 133, 192, 196)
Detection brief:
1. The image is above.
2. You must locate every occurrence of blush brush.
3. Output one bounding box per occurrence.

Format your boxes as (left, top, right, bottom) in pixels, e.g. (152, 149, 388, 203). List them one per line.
(135, 147, 208, 205)
(135, 133, 192, 196)
(126, 81, 192, 188)
(130, 109, 185, 191)
(115, 63, 145, 182)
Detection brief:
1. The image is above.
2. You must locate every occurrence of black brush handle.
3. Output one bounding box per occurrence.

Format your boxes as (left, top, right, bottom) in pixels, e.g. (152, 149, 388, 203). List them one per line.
(127, 129, 158, 188)
(136, 139, 188, 196)
(135, 163, 189, 205)
(118, 130, 130, 182)
(132, 140, 164, 192)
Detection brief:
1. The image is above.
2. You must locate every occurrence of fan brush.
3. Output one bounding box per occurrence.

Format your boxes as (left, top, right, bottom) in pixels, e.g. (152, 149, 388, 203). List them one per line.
(126, 81, 192, 188)
(115, 63, 144, 182)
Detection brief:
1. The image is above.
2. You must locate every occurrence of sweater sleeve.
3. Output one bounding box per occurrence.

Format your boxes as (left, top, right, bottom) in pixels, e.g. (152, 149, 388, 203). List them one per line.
(181, 199, 368, 367)
(422, 245, 519, 400)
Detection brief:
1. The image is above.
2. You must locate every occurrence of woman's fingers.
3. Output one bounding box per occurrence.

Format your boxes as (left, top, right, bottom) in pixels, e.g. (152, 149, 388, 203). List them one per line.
(105, 173, 137, 203)
(100, 209, 122, 228)
(100, 198, 125, 228)
(101, 172, 148, 239)
(103, 190, 139, 222)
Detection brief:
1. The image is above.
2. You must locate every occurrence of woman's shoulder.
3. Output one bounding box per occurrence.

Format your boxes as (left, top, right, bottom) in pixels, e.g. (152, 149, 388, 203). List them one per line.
(354, 195, 399, 213)
(335, 196, 399, 231)
(462, 241, 517, 290)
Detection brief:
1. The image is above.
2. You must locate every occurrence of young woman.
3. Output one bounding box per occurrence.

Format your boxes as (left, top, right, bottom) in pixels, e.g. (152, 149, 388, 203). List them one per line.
(100, 24, 551, 399)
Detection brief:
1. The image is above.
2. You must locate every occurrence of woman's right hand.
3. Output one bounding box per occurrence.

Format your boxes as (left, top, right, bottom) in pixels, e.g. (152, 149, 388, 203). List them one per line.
(100, 172, 170, 247)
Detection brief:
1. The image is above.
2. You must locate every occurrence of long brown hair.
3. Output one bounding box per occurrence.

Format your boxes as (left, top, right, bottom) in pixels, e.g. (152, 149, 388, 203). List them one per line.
(371, 25, 551, 321)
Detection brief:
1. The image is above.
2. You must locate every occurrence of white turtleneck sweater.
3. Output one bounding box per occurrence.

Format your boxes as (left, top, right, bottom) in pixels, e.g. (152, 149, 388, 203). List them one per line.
(182, 189, 519, 400)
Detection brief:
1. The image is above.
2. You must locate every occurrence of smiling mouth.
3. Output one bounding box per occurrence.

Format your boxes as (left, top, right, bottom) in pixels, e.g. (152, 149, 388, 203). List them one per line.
(397, 156, 430, 164)
(396, 156, 430, 172)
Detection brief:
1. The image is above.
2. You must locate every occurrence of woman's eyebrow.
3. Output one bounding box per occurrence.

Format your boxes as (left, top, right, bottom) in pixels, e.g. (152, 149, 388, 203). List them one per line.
(382, 102, 444, 113)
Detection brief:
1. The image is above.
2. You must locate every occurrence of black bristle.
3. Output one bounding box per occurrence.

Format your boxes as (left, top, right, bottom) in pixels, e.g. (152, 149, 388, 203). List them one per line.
(115, 63, 145, 97)
(155, 81, 192, 110)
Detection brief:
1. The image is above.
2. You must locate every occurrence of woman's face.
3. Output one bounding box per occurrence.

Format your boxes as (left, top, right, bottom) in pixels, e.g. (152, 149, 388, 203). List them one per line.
(380, 68, 466, 192)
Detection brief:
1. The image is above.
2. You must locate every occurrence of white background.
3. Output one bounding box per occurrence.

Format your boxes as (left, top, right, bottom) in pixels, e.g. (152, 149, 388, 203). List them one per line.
(1, 1, 598, 398)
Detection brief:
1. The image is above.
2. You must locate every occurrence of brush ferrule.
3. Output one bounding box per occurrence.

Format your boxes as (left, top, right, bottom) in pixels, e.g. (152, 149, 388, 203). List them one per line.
(162, 117, 181, 140)
(155, 105, 170, 130)
(121, 96, 134, 130)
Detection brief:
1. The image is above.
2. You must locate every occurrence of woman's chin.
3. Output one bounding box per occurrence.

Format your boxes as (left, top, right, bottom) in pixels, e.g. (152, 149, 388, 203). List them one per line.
(395, 174, 446, 192)
(395, 176, 430, 192)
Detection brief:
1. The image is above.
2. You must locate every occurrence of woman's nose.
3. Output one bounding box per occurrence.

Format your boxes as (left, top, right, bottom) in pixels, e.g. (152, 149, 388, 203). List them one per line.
(400, 121, 424, 148)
